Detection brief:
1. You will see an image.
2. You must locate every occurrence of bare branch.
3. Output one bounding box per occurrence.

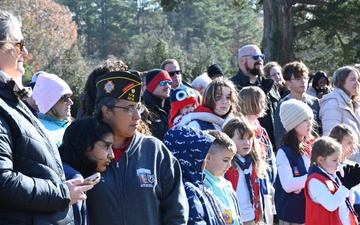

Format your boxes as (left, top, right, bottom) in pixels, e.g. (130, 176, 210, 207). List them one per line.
(293, 0, 329, 6)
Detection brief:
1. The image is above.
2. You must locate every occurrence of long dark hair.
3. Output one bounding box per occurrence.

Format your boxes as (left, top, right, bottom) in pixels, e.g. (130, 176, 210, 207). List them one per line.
(80, 59, 128, 117)
(280, 129, 314, 155)
(312, 71, 329, 95)
(60, 117, 113, 177)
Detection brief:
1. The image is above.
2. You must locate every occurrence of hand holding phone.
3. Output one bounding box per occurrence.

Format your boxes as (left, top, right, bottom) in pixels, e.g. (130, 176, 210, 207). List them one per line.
(78, 172, 101, 186)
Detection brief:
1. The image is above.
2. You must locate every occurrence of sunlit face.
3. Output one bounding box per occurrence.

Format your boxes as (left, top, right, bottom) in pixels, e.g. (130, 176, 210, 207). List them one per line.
(152, 80, 171, 100)
(318, 151, 341, 175)
(179, 103, 196, 115)
(242, 48, 264, 76)
(164, 62, 182, 88)
(49, 93, 73, 120)
(341, 135, 356, 159)
(205, 149, 234, 177)
(231, 130, 253, 157)
(287, 75, 308, 94)
(294, 117, 312, 139)
(343, 71, 360, 97)
(0, 26, 28, 79)
(103, 99, 141, 139)
(214, 86, 231, 116)
(87, 133, 115, 172)
(269, 66, 283, 86)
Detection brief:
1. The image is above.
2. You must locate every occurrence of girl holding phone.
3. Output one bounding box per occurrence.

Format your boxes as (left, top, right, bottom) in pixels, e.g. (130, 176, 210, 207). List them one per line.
(60, 117, 114, 225)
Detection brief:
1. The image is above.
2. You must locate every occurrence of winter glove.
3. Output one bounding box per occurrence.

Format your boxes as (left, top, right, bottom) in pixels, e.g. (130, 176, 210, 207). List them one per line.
(336, 164, 352, 184)
(338, 164, 360, 189)
(350, 163, 360, 182)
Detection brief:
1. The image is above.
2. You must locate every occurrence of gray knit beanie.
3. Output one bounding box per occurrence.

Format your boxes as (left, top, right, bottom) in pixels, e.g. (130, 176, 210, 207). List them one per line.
(280, 99, 313, 131)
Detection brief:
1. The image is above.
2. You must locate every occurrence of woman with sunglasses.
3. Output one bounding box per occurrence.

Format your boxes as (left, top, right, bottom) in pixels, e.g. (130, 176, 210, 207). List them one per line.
(0, 10, 92, 224)
(33, 72, 73, 147)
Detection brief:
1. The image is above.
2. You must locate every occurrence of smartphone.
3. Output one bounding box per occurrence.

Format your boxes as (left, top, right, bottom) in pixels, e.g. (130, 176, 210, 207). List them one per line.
(79, 172, 101, 186)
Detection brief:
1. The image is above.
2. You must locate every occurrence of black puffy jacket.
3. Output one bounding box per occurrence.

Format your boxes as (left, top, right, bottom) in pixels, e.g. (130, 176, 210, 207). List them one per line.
(0, 81, 73, 224)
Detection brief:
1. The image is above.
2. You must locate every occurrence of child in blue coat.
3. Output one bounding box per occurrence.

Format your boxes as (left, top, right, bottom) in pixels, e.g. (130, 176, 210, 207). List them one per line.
(164, 126, 226, 225)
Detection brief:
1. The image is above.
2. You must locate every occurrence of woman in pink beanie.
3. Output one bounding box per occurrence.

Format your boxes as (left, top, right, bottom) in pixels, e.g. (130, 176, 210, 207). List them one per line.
(33, 72, 73, 147)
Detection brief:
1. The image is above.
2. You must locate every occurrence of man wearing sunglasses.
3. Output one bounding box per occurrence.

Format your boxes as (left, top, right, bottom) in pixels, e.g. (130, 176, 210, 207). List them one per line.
(230, 44, 280, 147)
(141, 69, 172, 140)
(161, 59, 192, 89)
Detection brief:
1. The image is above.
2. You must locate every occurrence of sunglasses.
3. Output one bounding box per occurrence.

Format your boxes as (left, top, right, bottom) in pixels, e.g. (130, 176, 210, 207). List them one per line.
(61, 94, 72, 104)
(159, 80, 173, 86)
(0, 39, 25, 52)
(242, 53, 265, 61)
(168, 70, 182, 77)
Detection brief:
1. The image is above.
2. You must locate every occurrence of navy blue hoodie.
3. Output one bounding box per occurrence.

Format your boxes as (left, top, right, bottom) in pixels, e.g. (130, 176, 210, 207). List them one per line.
(164, 126, 226, 225)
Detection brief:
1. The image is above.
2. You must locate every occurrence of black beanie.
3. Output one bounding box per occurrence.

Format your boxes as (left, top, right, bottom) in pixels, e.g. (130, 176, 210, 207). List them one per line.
(207, 64, 224, 78)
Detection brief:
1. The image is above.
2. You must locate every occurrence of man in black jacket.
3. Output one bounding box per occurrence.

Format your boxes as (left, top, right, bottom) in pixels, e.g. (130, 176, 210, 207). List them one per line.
(142, 69, 172, 140)
(229, 44, 281, 147)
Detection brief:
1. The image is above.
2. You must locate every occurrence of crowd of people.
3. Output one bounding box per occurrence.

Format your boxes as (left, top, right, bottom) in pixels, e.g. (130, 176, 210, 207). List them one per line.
(2, 9, 360, 225)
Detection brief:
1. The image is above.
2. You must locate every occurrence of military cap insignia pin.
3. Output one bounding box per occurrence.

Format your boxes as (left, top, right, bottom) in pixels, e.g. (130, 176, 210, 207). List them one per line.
(104, 80, 115, 94)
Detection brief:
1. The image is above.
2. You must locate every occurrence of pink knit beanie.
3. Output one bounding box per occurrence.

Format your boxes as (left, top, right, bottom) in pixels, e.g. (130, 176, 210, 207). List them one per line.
(32, 73, 72, 113)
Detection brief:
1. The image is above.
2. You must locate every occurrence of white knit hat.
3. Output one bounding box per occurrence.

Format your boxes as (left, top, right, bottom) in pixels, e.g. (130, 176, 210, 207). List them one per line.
(280, 99, 313, 131)
(32, 73, 72, 113)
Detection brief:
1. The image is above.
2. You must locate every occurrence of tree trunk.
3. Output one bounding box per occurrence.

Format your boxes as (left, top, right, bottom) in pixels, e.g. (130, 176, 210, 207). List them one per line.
(263, 0, 294, 66)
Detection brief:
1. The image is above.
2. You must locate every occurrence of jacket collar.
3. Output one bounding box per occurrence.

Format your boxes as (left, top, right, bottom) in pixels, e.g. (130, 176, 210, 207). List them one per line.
(142, 90, 170, 113)
(234, 69, 277, 95)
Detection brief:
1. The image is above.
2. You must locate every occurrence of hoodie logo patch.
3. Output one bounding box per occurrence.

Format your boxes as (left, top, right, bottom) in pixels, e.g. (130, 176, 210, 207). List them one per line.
(137, 168, 155, 187)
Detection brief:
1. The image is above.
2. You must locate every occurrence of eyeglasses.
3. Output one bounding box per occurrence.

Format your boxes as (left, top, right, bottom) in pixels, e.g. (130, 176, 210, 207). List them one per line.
(242, 53, 265, 61)
(0, 39, 25, 52)
(168, 70, 182, 77)
(61, 94, 72, 104)
(159, 80, 173, 86)
(291, 77, 309, 82)
(112, 103, 144, 116)
(95, 140, 113, 154)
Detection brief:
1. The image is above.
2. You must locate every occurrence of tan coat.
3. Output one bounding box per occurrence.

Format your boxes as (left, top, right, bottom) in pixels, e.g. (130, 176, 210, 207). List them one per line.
(320, 88, 360, 161)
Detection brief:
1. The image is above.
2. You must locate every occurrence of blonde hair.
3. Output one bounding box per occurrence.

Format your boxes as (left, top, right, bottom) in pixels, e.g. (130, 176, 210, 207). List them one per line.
(222, 117, 268, 177)
(238, 86, 268, 117)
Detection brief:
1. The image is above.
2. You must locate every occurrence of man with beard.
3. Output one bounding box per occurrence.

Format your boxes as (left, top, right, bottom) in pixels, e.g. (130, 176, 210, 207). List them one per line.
(229, 44, 280, 148)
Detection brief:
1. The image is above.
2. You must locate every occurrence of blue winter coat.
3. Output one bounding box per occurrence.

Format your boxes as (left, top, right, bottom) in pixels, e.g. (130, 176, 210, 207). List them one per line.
(164, 126, 226, 225)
